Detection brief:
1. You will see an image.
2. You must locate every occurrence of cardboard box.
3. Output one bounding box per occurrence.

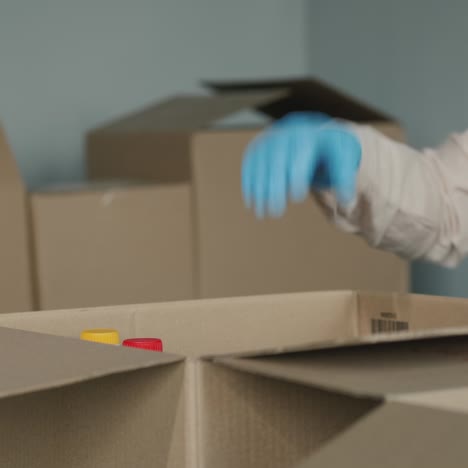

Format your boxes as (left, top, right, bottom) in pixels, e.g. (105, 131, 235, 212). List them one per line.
(0, 127, 32, 312)
(31, 182, 193, 310)
(1, 291, 468, 467)
(87, 78, 408, 300)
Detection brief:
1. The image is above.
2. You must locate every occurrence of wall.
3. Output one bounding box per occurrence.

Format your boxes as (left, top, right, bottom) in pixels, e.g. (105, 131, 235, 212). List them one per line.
(6, 0, 464, 297)
(0, 0, 307, 188)
(306, 0, 468, 297)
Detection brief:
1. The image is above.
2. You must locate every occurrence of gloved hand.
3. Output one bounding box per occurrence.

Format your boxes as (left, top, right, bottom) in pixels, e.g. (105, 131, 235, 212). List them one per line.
(241, 112, 362, 218)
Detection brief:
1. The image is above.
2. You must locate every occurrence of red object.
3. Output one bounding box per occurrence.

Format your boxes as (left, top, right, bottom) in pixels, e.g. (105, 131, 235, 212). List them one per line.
(122, 338, 163, 352)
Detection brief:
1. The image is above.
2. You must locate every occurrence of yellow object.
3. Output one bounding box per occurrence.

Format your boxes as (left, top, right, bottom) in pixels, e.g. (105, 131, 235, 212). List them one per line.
(80, 328, 120, 345)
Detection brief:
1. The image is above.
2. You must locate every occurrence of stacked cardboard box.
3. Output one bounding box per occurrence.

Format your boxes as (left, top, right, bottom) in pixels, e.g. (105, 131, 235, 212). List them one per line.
(0, 290, 467, 467)
(29, 78, 409, 309)
(31, 182, 193, 309)
(0, 128, 32, 312)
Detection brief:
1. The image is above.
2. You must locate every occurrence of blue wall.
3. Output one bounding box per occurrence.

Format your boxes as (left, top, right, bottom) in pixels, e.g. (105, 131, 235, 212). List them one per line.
(0, 0, 307, 188)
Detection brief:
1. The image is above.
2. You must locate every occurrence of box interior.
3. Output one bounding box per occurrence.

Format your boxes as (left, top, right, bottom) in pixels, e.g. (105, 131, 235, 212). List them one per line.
(1, 292, 468, 467)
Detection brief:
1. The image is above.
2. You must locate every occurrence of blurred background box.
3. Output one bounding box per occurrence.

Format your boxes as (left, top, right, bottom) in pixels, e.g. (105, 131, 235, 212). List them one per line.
(31, 182, 193, 309)
(0, 127, 32, 312)
(85, 78, 408, 302)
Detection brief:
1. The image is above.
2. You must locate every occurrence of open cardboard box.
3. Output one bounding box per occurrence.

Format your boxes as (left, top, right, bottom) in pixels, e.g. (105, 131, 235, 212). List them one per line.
(1, 291, 468, 467)
(0, 127, 32, 312)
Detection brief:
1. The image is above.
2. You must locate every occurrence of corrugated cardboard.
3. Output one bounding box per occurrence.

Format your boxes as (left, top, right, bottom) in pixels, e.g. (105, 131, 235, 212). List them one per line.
(300, 402, 468, 468)
(87, 78, 408, 301)
(31, 182, 193, 310)
(0, 127, 32, 312)
(1, 291, 468, 467)
(203, 77, 405, 139)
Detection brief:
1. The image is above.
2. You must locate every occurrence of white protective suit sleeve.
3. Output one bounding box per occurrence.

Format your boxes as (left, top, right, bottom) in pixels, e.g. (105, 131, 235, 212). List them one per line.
(317, 124, 468, 267)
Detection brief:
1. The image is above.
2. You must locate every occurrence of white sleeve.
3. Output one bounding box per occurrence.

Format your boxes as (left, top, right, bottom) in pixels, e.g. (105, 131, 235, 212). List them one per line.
(316, 124, 468, 267)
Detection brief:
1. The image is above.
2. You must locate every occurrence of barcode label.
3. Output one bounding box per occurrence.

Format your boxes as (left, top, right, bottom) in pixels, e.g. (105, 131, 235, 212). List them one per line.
(371, 318, 409, 334)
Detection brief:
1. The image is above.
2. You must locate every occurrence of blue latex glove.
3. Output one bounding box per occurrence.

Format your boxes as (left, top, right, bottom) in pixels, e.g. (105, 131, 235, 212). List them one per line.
(242, 112, 362, 218)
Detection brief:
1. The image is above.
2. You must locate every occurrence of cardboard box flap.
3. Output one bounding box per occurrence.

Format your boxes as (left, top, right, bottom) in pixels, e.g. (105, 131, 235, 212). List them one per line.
(392, 386, 468, 414)
(203, 77, 395, 123)
(96, 91, 287, 132)
(207, 323, 468, 361)
(297, 402, 468, 468)
(215, 334, 468, 399)
(0, 326, 182, 399)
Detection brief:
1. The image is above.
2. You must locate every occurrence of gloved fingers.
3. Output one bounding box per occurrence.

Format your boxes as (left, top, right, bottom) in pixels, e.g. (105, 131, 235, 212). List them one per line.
(320, 128, 361, 206)
(289, 127, 319, 202)
(266, 132, 291, 217)
(241, 138, 257, 208)
(243, 118, 361, 218)
(242, 133, 272, 210)
(242, 113, 332, 216)
(251, 141, 270, 218)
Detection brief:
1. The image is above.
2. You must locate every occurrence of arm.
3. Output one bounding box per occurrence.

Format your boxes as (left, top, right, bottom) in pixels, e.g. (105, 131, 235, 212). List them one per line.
(242, 113, 468, 267)
(317, 124, 468, 267)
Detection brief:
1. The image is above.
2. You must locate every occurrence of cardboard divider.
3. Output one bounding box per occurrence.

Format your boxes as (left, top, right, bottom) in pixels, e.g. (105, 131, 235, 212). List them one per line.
(215, 334, 468, 399)
(0, 364, 185, 468)
(197, 361, 377, 468)
(298, 402, 468, 468)
(0, 326, 188, 467)
(0, 326, 183, 398)
(392, 386, 468, 414)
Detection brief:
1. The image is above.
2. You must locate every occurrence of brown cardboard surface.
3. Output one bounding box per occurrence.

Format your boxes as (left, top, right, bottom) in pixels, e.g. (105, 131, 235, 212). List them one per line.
(0, 291, 468, 466)
(0, 362, 186, 468)
(95, 92, 287, 132)
(0, 325, 187, 467)
(31, 183, 193, 309)
(5, 291, 468, 357)
(203, 77, 396, 124)
(392, 386, 468, 414)
(198, 361, 377, 468)
(0, 127, 32, 312)
(0, 291, 358, 356)
(0, 326, 182, 399)
(87, 131, 193, 183)
(357, 290, 468, 334)
(299, 402, 468, 468)
(216, 334, 468, 398)
(86, 91, 284, 184)
(87, 80, 409, 301)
